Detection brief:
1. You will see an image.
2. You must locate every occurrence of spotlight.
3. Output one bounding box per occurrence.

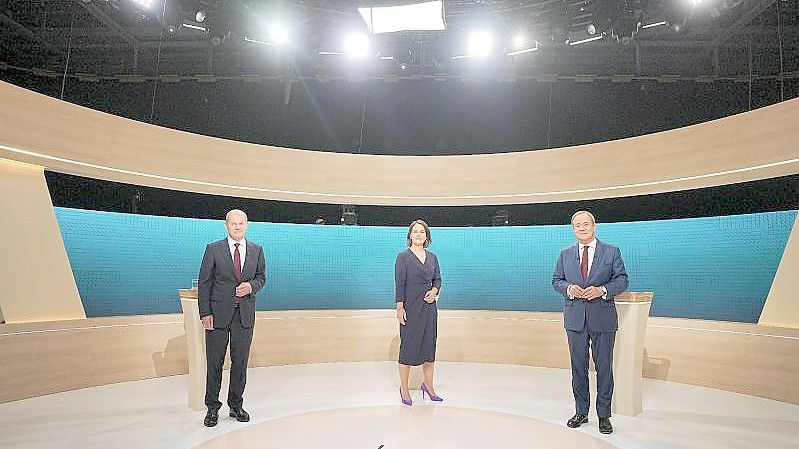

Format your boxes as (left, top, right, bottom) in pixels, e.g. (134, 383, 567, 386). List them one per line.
(512, 35, 527, 49)
(130, 0, 154, 8)
(196, 10, 206, 23)
(268, 24, 289, 45)
(467, 31, 493, 57)
(344, 33, 371, 58)
(587, 23, 597, 35)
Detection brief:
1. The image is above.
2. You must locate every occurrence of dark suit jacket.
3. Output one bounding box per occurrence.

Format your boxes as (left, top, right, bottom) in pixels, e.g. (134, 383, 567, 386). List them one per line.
(552, 239, 628, 333)
(198, 238, 266, 329)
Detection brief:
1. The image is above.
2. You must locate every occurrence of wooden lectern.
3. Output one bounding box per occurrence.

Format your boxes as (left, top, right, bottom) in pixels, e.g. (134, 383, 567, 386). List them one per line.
(178, 289, 206, 411)
(612, 291, 654, 416)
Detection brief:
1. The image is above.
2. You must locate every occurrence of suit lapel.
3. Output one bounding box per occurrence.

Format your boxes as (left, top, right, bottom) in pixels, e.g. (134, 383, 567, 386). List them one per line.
(588, 240, 606, 284)
(570, 244, 581, 272)
(242, 241, 256, 278)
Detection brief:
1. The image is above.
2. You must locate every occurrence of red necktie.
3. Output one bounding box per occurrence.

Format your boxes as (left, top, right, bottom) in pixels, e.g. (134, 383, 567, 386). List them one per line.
(580, 245, 589, 280)
(233, 243, 242, 281)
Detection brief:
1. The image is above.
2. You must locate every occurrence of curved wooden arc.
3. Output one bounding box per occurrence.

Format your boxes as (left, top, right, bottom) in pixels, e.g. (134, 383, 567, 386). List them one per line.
(0, 81, 797, 206)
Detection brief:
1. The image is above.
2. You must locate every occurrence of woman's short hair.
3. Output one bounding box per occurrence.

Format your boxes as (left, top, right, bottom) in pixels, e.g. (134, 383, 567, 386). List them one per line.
(406, 219, 432, 248)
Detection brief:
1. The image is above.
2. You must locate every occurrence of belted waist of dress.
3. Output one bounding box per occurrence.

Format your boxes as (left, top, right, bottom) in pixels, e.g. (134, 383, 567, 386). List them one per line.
(407, 280, 434, 286)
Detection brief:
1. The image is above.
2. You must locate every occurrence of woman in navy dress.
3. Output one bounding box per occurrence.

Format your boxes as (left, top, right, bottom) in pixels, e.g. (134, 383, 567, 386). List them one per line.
(396, 219, 442, 406)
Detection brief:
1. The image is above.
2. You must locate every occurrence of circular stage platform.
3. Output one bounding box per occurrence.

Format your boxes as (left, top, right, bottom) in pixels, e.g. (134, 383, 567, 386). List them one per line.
(1, 362, 796, 449)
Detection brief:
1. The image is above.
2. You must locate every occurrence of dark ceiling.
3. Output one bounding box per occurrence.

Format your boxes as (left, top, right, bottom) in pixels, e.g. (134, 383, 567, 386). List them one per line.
(1, 0, 796, 83)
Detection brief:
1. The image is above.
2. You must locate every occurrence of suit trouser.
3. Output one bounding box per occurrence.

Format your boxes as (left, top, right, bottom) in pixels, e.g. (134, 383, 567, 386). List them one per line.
(205, 307, 254, 411)
(566, 328, 615, 418)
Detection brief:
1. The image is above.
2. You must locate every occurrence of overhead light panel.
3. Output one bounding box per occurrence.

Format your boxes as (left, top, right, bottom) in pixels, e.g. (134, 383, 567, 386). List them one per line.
(181, 22, 206, 32)
(244, 37, 277, 47)
(358, 1, 446, 34)
(130, 0, 154, 8)
(569, 35, 604, 46)
(641, 21, 668, 29)
(507, 41, 540, 57)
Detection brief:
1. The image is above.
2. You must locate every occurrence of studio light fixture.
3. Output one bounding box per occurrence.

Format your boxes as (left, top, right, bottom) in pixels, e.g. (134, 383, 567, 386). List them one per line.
(129, 0, 154, 9)
(344, 33, 371, 58)
(358, 1, 446, 34)
(244, 37, 276, 46)
(507, 40, 540, 56)
(181, 22, 206, 32)
(641, 21, 668, 29)
(268, 24, 289, 45)
(467, 31, 493, 57)
(569, 35, 604, 46)
(512, 35, 527, 49)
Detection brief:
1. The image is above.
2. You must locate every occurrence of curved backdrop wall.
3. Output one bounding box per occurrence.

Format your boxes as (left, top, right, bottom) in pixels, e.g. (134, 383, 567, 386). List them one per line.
(1, 81, 797, 206)
(55, 207, 796, 322)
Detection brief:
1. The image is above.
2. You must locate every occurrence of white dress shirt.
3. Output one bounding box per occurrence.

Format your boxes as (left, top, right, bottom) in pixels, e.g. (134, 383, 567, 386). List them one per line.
(227, 236, 247, 274)
(579, 239, 597, 277)
(568, 238, 607, 299)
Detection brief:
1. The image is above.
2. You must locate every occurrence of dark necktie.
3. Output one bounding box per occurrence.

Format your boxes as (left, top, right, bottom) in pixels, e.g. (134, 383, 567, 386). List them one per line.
(233, 243, 242, 281)
(580, 245, 589, 280)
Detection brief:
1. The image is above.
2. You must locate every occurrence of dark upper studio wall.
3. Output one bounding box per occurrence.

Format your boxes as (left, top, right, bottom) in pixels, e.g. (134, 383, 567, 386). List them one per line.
(3, 69, 795, 155)
(45, 171, 799, 226)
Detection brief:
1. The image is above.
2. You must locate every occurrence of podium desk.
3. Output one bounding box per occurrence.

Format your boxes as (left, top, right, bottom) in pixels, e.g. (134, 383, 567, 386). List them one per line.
(612, 291, 654, 416)
(178, 289, 206, 411)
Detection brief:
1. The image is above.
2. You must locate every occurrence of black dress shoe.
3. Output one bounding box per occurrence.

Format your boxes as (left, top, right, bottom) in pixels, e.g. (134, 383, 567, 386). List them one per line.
(599, 417, 613, 434)
(203, 410, 219, 427)
(229, 407, 250, 422)
(567, 413, 588, 428)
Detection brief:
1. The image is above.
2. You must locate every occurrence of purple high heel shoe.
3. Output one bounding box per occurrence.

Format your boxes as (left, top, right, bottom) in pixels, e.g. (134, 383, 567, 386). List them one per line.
(399, 387, 412, 406)
(421, 383, 443, 402)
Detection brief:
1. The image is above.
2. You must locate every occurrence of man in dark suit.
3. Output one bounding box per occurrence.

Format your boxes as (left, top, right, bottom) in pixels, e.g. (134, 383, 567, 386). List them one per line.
(552, 210, 628, 434)
(198, 209, 266, 427)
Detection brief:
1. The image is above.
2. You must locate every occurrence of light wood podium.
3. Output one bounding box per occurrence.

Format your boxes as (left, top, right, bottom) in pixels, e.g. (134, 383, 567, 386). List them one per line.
(178, 289, 206, 411)
(612, 291, 654, 416)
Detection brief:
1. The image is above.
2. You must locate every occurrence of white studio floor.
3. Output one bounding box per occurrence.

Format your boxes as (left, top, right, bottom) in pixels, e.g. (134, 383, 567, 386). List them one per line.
(0, 362, 796, 449)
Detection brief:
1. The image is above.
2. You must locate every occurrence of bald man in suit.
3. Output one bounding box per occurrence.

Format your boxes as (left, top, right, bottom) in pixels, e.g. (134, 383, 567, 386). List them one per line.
(198, 209, 266, 427)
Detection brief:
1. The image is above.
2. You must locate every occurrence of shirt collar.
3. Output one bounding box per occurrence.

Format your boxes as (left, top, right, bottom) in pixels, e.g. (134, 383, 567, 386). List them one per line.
(227, 236, 246, 247)
(578, 239, 597, 250)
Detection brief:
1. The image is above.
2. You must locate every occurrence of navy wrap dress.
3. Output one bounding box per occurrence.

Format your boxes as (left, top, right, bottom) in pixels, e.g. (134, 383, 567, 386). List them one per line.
(395, 248, 442, 366)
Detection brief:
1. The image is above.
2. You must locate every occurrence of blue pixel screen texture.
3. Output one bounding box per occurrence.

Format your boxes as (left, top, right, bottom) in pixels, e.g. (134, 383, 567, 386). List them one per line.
(54, 208, 796, 323)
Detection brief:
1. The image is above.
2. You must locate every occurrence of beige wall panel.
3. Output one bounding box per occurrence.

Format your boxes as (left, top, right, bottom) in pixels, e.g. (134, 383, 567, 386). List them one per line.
(0, 159, 85, 323)
(0, 315, 184, 401)
(2, 311, 797, 404)
(0, 81, 796, 206)
(760, 213, 799, 328)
